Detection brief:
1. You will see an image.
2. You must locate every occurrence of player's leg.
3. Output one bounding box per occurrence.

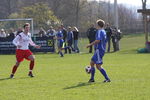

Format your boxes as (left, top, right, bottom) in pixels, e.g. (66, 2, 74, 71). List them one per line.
(10, 61, 21, 78)
(64, 41, 67, 54)
(10, 49, 23, 78)
(96, 64, 110, 82)
(28, 55, 35, 77)
(59, 48, 64, 57)
(58, 41, 64, 57)
(88, 51, 98, 83)
(88, 61, 95, 83)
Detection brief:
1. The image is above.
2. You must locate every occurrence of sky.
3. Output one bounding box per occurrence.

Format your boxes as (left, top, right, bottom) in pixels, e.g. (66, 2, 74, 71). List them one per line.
(113, 0, 149, 7)
(94, 0, 150, 8)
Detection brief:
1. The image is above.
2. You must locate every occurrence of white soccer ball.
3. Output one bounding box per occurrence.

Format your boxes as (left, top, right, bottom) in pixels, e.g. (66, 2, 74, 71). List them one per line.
(85, 66, 91, 74)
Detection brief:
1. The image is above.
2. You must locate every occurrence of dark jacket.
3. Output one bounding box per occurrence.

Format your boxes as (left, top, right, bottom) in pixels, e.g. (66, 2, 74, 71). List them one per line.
(62, 28, 67, 41)
(105, 27, 112, 39)
(73, 31, 79, 40)
(87, 27, 97, 41)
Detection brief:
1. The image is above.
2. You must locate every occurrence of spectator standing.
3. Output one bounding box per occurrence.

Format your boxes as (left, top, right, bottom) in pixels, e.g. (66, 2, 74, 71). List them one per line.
(73, 27, 80, 53)
(115, 29, 122, 51)
(0, 29, 6, 37)
(111, 27, 118, 52)
(105, 23, 112, 52)
(8, 28, 15, 39)
(16, 27, 23, 36)
(38, 27, 46, 37)
(47, 26, 56, 37)
(86, 24, 97, 53)
(47, 26, 56, 52)
(66, 26, 74, 54)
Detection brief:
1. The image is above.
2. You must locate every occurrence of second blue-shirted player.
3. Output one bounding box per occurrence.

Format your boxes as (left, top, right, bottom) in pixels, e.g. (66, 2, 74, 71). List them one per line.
(56, 27, 64, 57)
(86, 19, 110, 83)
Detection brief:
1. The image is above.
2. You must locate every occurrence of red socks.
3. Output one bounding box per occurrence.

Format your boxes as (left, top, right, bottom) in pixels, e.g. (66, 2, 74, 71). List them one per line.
(30, 60, 34, 71)
(11, 60, 34, 75)
(12, 65, 18, 74)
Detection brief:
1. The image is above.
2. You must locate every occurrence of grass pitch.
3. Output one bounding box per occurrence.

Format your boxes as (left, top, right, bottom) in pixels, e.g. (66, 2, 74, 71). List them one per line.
(0, 34, 150, 100)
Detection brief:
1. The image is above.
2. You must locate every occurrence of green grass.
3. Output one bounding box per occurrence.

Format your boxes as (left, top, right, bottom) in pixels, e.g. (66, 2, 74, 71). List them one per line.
(0, 34, 150, 100)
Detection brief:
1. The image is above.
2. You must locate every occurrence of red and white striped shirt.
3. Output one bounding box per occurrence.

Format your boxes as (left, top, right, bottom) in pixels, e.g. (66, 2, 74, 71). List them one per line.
(13, 32, 36, 50)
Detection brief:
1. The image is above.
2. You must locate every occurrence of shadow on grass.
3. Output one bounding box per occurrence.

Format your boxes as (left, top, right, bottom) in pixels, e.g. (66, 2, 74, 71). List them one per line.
(107, 49, 139, 54)
(0, 77, 11, 81)
(0, 76, 31, 81)
(63, 82, 96, 90)
(17, 76, 31, 80)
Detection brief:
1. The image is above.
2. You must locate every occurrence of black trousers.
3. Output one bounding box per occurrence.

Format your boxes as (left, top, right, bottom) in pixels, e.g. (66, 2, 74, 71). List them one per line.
(67, 40, 73, 54)
(89, 39, 94, 53)
(107, 37, 111, 52)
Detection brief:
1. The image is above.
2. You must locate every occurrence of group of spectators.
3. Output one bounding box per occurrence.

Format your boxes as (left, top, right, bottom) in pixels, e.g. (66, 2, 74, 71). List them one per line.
(0, 28, 23, 39)
(105, 23, 122, 52)
(38, 25, 80, 54)
(86, 23, 122, 53)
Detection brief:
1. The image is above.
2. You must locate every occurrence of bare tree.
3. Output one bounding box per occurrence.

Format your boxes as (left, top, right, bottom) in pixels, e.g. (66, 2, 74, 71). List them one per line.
(75, 0, 80, 27)
(0, 0, 142, 34)
(0, 0, 18, 18)
(118, 5, 138, 33)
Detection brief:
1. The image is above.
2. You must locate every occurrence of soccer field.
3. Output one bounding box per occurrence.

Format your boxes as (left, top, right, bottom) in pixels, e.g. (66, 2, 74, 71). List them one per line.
(0, 34, 150, 100)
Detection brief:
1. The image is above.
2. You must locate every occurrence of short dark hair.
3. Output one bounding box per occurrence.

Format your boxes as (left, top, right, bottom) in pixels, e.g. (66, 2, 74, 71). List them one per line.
(96, 19, 105, 28)
(23, 23, 30, 28)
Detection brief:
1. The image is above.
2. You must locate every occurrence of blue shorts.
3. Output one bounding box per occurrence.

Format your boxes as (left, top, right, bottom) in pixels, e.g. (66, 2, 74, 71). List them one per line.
(91, 49, 104, 64)
(57, 41, 63, 48)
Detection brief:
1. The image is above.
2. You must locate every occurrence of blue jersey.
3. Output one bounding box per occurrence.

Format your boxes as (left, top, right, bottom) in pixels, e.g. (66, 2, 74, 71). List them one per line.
(94, 29, 107, 56)
(56, 31, 64, 43)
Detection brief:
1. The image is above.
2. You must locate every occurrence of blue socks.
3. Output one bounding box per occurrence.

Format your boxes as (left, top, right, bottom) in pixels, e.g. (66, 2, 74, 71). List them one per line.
(89, 66, 110, 81)
(99, 68, 109, 80)
(59, 51, 63, 57)
(90, 67, 95, 80)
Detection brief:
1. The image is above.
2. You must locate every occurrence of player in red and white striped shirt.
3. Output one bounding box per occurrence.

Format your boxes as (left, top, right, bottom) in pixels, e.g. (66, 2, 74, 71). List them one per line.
(10, 23, 41, 78)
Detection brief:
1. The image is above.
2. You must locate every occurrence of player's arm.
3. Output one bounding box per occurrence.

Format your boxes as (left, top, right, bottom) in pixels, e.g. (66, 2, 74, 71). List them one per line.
(54, 33, 63, 40)
(12, 35, 22, 48)
(29, 38, 41, 49)
(54, 36, 63, 40)
(86, 40, 100, 48)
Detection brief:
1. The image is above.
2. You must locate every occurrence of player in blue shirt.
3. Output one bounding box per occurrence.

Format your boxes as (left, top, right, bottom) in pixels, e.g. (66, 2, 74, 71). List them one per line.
(55, 27, 64, 57)
(86, 19, 110, 83)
